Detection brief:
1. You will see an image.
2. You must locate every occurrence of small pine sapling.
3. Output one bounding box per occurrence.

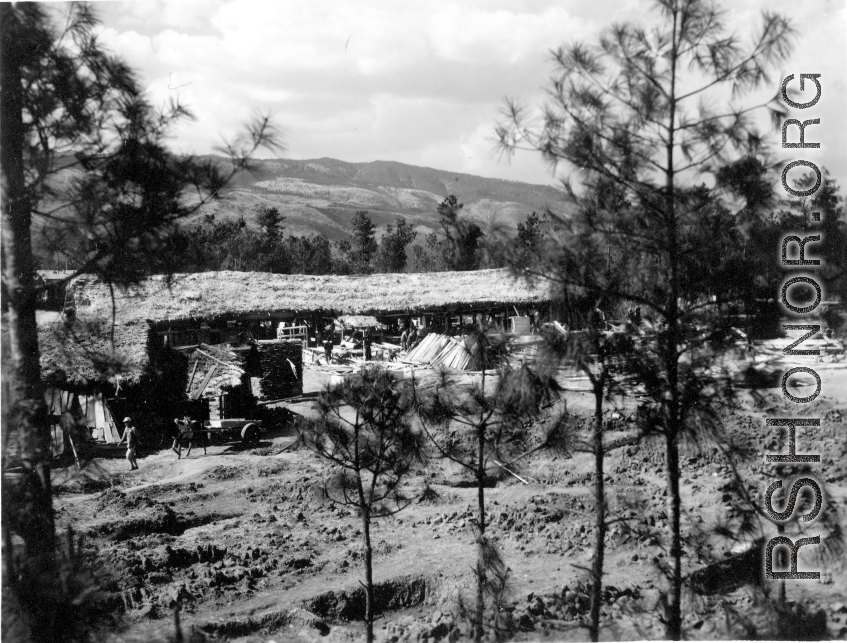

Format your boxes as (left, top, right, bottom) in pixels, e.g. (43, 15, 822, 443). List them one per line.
(299, 366, 425, 643)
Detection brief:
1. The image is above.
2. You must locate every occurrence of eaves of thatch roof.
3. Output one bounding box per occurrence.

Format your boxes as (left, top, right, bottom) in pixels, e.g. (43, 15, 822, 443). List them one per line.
(67, 269, 550, 323)
(37, 315, 149, 388)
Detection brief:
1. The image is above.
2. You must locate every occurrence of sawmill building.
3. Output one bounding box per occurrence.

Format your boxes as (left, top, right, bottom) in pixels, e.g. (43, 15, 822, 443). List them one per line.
(36, 268, 551, 444)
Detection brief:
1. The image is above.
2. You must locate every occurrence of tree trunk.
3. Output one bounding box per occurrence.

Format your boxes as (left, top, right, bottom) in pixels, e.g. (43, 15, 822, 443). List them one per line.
(361, 506, 374, 643)
(665, 423, 683, 639)
(588, 378, 606, 642)
(663, 6, 683, 637)
(354, 452, 374, 643)
(1, 7, 60, 641)
(475, 423, 487, 643)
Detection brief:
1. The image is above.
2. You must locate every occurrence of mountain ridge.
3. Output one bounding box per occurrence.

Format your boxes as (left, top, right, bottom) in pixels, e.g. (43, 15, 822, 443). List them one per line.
(202, 156, 568, 241)
(39, 156, 570, 247)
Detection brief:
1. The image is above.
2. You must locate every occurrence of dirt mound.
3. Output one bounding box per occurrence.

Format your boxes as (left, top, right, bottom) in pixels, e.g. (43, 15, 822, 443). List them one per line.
(205, 465, 247, 481)
(199, 606, 329, 640)
(509, 581, 643, 633)
(52, 468, 114, 495)
(95, 503, 180, 540)
(95, 488, 150, 513)
(152, 481, 206, 496)
(304, 575, 431, 621)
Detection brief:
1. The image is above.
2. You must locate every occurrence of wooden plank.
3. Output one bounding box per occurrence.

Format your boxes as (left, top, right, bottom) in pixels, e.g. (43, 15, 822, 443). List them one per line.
(187, 359, 200, 391)
(195, 347, 245, 374)
(93, 397, 106, 430)
(192, 365, 217, 400)
(494, 460, 531, 484)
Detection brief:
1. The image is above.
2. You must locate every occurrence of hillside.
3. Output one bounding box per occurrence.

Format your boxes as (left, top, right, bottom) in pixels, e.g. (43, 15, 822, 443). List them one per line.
(33, 157, 568, 269)
(189, 157, 567, 241)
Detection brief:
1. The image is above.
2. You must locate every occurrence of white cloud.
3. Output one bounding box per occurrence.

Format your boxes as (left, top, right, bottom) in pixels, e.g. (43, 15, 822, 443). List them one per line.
(88, 0, 846, 187)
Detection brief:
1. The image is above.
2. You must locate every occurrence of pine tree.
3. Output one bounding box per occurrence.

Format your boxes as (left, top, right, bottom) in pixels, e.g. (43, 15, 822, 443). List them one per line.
(0, 6, 278, 639)
(375, 217, 417, 273)
(298, 367, 425, 643)
(350, 210, 378, 273)
(497, 0, 795, 636)
(413, 330, 565, 641)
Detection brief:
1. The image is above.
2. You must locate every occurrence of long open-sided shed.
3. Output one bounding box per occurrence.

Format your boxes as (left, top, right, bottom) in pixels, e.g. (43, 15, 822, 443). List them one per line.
(42, 268, 549, 376)
(34, 268, 550, 438)
(37, 268, 551, 394)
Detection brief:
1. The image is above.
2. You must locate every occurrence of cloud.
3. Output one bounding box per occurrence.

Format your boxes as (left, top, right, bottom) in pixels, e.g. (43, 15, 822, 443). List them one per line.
(90, 0, 846, 186)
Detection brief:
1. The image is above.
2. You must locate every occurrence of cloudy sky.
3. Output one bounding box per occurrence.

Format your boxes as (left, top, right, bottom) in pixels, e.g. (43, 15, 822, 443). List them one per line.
(90, 0, 846, 188)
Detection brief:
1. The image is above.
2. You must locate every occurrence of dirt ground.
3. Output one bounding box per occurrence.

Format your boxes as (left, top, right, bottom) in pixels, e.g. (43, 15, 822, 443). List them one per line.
(52, 352, 847, 642)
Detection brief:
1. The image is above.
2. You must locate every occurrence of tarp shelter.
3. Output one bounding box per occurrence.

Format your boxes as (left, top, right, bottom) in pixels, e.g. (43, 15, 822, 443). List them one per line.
(45, 388, 122, 455)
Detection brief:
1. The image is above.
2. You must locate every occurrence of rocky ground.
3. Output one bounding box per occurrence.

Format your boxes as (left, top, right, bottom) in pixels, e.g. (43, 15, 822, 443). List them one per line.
(51, 358, 847, 642)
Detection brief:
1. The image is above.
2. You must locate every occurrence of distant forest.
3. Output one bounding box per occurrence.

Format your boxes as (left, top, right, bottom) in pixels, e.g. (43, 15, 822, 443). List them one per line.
(33, 195, 544, 277)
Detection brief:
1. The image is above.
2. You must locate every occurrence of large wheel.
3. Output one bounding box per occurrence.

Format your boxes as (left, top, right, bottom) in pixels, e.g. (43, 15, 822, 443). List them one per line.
(241, 423, 259, 445)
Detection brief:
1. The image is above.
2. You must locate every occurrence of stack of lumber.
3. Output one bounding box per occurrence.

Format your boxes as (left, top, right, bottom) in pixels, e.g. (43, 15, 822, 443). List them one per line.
(256, 340, 303, 400)
(405, 333, 480, 370)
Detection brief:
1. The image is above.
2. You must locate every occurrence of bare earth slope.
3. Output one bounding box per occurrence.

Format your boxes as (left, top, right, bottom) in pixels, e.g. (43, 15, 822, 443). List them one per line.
(53, 362, 847, 643)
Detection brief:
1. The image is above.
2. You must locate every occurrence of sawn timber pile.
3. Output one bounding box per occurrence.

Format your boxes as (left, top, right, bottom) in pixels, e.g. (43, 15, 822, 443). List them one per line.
(254, 340, 303, 400)
(406, 333, 482, 370)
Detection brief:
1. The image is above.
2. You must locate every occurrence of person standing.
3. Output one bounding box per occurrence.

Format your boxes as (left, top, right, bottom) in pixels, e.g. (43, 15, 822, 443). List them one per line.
(363, 327, 372, 361)
(400, 326, 409, 351)
(324, 333, 333, 364)
(118, 416, 139, 471)
(409, 325, 418, 348)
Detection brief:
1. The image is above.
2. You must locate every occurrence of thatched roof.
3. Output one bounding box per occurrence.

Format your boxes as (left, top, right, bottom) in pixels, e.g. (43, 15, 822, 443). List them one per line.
(37, 315, 150, 387)
(67, 269, 549, 322)
(39, 269, 550, 385)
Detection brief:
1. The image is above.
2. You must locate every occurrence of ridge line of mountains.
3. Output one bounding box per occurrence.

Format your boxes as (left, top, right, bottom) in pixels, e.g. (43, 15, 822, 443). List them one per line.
(195, 156, 568, 241)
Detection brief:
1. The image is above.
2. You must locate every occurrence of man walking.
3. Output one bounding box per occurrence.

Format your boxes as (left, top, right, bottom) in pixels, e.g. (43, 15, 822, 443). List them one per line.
(173, 416, 201, 459)
(118, 416, 139, 471)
